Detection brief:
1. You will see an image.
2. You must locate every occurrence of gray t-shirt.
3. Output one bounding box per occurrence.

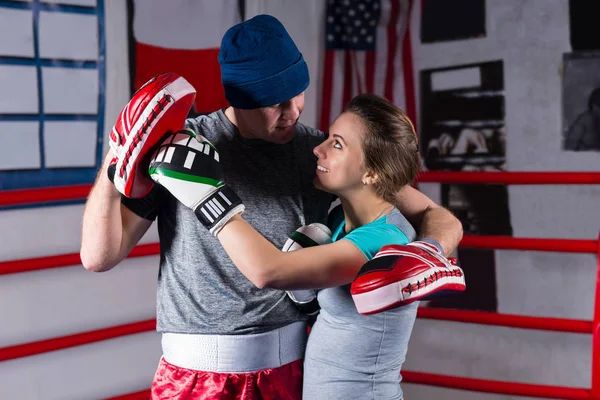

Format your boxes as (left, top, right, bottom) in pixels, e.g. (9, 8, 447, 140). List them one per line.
(122, 110, 334, 335)
(303, 208, 418, 399)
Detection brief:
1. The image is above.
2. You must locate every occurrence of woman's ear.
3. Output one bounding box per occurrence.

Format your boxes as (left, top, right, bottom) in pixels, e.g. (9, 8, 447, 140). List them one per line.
(362, 170, 379, 185)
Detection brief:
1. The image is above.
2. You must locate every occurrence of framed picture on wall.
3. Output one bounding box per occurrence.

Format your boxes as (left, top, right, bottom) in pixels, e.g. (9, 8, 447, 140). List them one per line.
(562, 52, 600, 152)
(421, 0, 486, 43)
(420, 60, 506, 170)
(419, 60, 512, 312)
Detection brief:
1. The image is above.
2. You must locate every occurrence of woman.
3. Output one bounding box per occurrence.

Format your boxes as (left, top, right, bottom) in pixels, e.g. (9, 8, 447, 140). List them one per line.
(216, 93, 421, 399)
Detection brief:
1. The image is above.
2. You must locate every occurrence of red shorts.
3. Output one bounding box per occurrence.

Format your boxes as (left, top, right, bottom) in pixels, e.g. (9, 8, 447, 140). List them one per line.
(150, 357, 303, 400)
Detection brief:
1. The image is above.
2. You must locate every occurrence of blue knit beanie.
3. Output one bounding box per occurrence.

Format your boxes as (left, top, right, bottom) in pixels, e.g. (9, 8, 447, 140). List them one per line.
(218, 14, 310, 109)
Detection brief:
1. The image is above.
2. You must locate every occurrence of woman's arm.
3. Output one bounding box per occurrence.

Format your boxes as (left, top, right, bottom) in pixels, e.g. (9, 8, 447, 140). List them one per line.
(217, 215, 367, 290)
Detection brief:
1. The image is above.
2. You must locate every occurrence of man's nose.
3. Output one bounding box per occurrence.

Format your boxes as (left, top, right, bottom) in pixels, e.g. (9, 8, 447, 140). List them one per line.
(282, 98, 301, 120)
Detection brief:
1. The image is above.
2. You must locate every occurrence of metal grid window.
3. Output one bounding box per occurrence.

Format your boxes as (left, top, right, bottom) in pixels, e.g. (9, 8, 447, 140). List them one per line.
(0, 0, 105, 191)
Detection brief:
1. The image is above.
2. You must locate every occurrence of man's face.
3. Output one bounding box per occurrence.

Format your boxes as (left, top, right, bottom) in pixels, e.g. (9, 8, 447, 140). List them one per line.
(237, 92, 305, 144)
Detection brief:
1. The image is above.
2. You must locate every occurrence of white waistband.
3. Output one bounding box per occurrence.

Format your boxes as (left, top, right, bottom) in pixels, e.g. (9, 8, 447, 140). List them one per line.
(161, 321, 308, 373)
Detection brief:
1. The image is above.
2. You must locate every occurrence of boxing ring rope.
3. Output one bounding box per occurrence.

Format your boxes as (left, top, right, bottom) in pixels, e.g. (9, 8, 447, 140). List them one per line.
(403, 236, 600, 400)
(417, 308, 593, 334)
(0, 243, 160, 275)
(0, 320, 156, 362)
(0, 170, 599, 399)
(0, 183, 92, 207)
(106, 390, 152, 400)
(2, 171, 600, 208)
(417, 171, 600, 185)
(401, 372, 593, 400)
(0, 236, 594, 276)
(0, 243, 160, 276)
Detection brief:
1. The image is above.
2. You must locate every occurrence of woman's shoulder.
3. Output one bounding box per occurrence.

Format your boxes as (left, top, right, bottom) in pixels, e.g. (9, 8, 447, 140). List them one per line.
(338, 208, 413, 260)
(384, 208, 417, 242)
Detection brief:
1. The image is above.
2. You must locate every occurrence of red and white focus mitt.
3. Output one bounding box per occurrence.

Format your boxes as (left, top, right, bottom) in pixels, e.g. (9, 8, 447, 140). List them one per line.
(350, 241, 466, 315)
(108, 72, 196, 198)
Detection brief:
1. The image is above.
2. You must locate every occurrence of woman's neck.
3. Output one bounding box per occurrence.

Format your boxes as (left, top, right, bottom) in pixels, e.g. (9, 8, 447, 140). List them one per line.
(339, 192, 394, 233)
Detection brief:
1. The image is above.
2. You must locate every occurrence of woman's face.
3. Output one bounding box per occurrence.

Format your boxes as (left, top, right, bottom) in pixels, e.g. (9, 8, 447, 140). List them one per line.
(313, 112, 367, 195)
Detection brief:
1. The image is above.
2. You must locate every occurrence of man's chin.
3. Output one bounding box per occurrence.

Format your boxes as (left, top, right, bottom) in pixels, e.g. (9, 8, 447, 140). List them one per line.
(272, 125, 296, 143)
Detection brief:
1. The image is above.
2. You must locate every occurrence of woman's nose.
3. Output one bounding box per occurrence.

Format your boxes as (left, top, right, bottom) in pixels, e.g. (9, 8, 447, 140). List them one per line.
(313, 143, 324, 159)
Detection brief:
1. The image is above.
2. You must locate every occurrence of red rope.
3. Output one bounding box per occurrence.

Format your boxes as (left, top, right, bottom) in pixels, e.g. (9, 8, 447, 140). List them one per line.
(417, 308, 592, 334)
(1, 176, 597, 399)
(1, 236, 594, 276)
(1, 307, 589, 365)
(104, 390, 151, 400)
(0, 184, 92, 207)
(418, 171, 600, 185)
(461, 235, 597, 253)
(591, 233, 600, 398)
(2, 171, 600, 207)
(0, 319, 156, 362)
(401, 371, 592, 399)
(108, 368, 595, 400)
(0, 243, 160, 275)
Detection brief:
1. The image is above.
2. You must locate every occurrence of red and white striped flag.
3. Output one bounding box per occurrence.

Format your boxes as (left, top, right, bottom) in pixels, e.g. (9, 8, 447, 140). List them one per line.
(318, 0, 415, 132)
(131, 0, 241, 114)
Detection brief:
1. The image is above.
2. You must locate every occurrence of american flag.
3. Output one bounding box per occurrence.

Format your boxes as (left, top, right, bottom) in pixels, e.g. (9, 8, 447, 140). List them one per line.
(318, 0, 415, 132)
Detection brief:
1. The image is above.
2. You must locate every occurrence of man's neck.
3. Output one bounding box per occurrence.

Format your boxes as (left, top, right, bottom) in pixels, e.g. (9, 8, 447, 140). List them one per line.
(224, 106, 238, 128)
(224, 107, 255, 139)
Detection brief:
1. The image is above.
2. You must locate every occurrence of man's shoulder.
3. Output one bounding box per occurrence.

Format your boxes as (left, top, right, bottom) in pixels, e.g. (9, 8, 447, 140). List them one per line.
(294, 122, 325, 149)
(186, 110, 221, 124)
(296, 122, 324, 138)
(185, 111, 227, 140)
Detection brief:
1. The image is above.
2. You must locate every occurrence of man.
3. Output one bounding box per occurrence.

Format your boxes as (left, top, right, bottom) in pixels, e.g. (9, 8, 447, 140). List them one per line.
(81, 14, 462, 400)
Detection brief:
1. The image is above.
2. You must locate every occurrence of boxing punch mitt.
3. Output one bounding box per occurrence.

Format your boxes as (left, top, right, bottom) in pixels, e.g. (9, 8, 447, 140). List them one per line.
(108, 72, 196, 198)
(149, 129, 244, 236)
(282, 223, 333, 316)
(350, 241, 466, 315)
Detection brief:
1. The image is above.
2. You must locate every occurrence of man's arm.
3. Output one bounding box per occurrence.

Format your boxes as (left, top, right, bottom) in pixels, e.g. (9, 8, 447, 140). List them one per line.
(80, 153, 153, 272)
(393, 185, 463, 256)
